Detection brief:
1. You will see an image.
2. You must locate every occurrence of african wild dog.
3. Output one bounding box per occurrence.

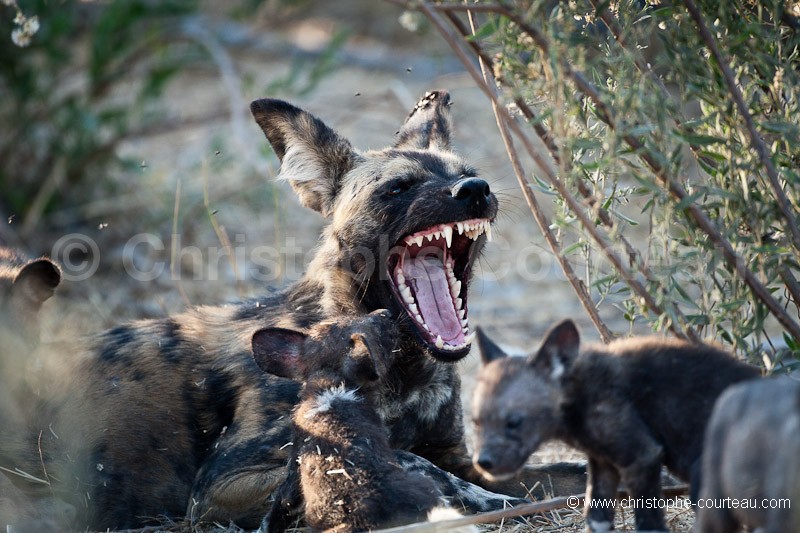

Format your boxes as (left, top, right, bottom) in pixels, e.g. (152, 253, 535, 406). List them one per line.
(8, 91, 582, 530)
(0, 248, 61, 350)
(255, 310, 451, 532)
(472, 320, 760, 532)
(695, 376, 800, 533)
(0, 248, 61, 446)
(0, 249, 71, 529)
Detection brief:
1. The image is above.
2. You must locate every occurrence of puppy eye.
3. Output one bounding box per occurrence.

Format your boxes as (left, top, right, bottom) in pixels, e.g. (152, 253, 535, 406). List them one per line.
(506, 414, 522, 430)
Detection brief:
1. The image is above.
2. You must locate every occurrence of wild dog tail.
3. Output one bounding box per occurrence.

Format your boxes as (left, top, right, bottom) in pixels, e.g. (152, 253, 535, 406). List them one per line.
(426, 506, 478, 533)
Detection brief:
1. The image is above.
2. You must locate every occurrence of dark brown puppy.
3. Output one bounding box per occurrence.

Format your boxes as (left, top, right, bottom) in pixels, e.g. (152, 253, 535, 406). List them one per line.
(254, 310, 452, 532)
(472, 320, 759, 532)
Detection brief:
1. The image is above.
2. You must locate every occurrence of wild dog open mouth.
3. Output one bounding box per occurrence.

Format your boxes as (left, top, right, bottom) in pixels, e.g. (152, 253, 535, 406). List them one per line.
(388, 218, 492, 355)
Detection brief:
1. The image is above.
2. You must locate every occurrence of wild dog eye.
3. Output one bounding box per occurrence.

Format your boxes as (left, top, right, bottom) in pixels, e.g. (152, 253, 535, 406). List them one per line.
(506, 413, 523, 431)
(386, 179, 413, 197)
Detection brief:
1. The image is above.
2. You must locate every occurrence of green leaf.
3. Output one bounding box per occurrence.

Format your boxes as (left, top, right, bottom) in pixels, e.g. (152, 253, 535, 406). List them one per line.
(674, 131, 726, 147)
(467, 18, 500, 41)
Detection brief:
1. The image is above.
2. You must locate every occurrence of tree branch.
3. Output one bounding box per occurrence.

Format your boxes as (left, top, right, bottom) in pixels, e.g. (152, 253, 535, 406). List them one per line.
(682, 0, 800, 253)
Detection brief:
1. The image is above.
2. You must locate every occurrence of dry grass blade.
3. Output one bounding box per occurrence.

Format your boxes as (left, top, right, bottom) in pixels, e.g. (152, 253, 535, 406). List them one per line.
(373, 495, 584, 533)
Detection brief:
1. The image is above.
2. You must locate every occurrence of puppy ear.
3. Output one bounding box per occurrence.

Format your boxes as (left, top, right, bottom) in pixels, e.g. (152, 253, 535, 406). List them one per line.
(529, 319, 580, 380)
(394, 90, 453, 151)
(13, 258, 61, 311)
(476, 327, 507, 365)
(251, 328, 307, 380)
(345, 332, 393, 384)
(250, 98, 357, 217)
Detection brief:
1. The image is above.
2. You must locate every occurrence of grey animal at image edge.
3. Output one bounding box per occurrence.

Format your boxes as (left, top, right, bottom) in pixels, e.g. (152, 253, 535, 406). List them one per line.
(471, 319, 760, 532)
(252, 310, 486, 532)
(0, 91, 585, 531)
(694, 376, 800, 533)
(0, 249, 76, 530)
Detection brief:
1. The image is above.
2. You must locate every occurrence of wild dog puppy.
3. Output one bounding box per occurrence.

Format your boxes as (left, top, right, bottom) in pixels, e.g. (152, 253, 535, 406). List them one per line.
(254, 310, 448, 532)
(12, 92, 579, 530)
(472, 320, 760, 532)
(0, 247, 61, 351)
(0, 249, 70, 529)
(695, 376, 800, 533)
(0, 248, 61, 439)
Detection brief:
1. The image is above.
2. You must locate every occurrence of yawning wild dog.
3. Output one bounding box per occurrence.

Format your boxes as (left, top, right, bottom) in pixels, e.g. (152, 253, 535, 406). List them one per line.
(472, 320, 759, 532)
(255, 310, 449, 532)
(7, 91, 582, 530)
(695, 376, 800, 533)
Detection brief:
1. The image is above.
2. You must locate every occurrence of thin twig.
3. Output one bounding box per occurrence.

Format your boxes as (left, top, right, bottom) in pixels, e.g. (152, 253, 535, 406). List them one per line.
(682, 0, 800, 253)
(170, 178, 192, 309)
(441, 0, 800, 342)
(463, 8, 613, 342)
(418, 1, 691, 340)
(374, 484, 691, 533)
(202, 158, 246, 297)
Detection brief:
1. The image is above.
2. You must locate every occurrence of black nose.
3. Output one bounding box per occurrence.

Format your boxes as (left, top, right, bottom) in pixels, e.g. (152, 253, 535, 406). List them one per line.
(476, 454, 494, 472)
(451, 177, 491, 203)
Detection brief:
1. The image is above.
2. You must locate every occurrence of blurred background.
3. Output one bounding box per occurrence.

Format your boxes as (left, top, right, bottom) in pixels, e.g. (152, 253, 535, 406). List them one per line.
(0, 0, 596, 348)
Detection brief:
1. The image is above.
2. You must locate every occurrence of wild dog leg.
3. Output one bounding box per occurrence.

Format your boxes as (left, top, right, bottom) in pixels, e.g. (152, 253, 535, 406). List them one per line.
(585, 458, 619, 533)
(393, 450, 526, 513)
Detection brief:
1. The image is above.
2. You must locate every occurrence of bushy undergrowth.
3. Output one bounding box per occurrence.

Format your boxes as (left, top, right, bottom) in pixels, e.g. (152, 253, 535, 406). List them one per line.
(407, 0, 800, 368)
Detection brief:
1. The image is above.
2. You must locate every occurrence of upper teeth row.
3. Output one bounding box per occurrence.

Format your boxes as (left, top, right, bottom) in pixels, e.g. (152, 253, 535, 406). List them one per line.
(403, 219, 492, 248)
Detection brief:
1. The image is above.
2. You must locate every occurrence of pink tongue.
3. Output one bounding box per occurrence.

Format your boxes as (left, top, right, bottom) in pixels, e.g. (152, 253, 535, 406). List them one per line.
(402, 257, 465, 344)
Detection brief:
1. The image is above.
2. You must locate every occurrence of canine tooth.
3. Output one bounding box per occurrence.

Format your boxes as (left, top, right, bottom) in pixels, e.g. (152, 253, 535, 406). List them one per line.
(435, 335, 444, 349)
(464, 332, 477, 345)
(443, 225, 453, 248)
(450, 281, 461, 300)
(484, 222, 492, 242)
(456, 222, 464, 235)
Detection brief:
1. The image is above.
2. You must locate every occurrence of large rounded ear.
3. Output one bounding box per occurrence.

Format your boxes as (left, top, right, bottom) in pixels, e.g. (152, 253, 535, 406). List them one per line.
(528, 319, 580, 380)
(13, 258, 62, 311)
(476, 327, 507, 365)
(250, 98, 356, 217)
(251, 327, 307, 380)
(394, 90, 453, 151)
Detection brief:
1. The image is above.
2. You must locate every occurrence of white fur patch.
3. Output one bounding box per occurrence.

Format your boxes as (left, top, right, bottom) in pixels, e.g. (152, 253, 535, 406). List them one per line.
(549, 354, 565, 380)
(427, 507, 476, 533)
(588, 520, 612, 533)
(277, 144, 326, 184)
(304, 384, 360, 419)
